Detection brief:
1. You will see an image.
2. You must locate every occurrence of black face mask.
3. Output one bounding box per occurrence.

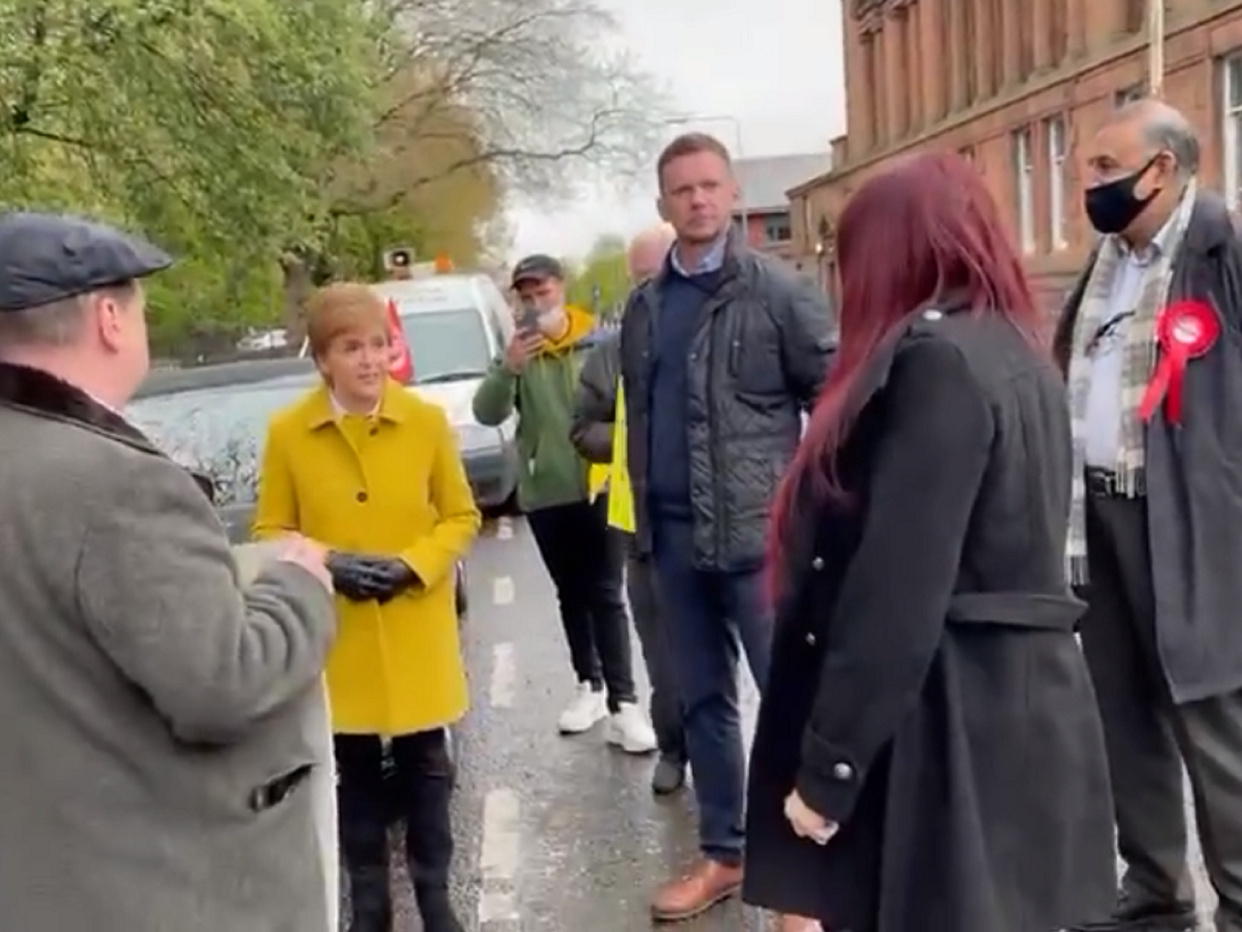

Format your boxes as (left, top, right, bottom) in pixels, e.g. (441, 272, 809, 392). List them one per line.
(1084, 155, 1162, 235)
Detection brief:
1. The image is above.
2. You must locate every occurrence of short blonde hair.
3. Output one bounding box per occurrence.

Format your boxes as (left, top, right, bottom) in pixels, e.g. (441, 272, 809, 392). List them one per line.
(304, 282, 388, 358)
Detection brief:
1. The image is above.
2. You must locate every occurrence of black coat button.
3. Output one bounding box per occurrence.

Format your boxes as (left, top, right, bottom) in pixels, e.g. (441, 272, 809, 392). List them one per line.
(356, 491, 368, 503)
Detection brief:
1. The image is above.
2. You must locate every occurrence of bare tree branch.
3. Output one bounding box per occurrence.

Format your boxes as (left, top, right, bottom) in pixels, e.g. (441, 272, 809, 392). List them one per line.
(329, 0, 668, 219)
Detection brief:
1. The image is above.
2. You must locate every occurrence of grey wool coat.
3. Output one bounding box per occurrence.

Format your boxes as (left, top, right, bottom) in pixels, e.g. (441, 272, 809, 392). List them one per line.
(0, 362, 338, 932)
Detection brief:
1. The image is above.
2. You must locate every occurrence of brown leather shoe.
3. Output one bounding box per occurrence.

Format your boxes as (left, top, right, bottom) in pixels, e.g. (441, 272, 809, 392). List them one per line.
(772, 915, 822, 931)
(651, 858, 743, 921)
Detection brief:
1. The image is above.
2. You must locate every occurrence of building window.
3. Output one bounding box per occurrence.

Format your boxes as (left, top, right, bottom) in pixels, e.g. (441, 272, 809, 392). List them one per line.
(863, 35, 881, 147)
(763, 213, 792, 243)
(987, 0, 1004, 91)
(1115, 83, 1145, 107)
(1125, 0, 1145, 33)
(1046, 116, 1068, 250)
(1049, 0, 1067, 65)
(963, 0, 977, 103)
(938, 0, 953, 117)
(1223, 54, 1242, 210)
(1013, 127, 1036, 254)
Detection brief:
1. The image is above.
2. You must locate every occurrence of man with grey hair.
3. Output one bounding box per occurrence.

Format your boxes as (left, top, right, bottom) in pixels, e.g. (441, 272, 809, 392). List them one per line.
(571, 221, 688, 795)
(1055, 100, 1242, 932)
(0, 212, 339, 932)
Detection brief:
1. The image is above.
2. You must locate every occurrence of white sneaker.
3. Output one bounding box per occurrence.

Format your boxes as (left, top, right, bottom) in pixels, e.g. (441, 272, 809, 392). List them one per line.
(558, 683, 608, 734)
(606, 702, 658, 754)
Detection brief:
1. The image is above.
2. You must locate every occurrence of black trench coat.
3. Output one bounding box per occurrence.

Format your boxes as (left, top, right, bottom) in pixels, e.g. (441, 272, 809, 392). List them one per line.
(743, 307, 1116, 932)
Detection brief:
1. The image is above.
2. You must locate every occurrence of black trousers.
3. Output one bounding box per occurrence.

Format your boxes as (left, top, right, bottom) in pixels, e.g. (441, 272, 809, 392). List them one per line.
(335, 729, 455, 921)
(626, 550, 685, 761)
(527, 496, 636, 712)
(1080, 491, 1242, 932)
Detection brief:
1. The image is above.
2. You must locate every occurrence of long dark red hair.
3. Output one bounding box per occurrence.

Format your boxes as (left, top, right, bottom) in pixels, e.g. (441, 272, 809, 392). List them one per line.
(767, 151, 1043, 596)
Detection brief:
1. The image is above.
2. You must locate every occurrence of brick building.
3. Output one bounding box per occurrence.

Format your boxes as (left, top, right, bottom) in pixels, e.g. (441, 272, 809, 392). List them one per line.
(789, 0, 1242, 308)
(730, 154, 832, 264)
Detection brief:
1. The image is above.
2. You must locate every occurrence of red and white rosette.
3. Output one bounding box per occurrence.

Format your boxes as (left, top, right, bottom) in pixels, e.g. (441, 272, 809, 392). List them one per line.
(1139, 299, 1220, 424)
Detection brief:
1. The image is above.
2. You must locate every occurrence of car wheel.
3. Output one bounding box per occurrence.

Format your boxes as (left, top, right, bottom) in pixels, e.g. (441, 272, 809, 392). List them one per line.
(455, 565, 468, 618)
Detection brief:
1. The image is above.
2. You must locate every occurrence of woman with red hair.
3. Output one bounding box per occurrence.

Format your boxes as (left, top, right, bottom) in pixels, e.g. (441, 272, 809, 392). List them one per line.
(741, 152, 1116, 932)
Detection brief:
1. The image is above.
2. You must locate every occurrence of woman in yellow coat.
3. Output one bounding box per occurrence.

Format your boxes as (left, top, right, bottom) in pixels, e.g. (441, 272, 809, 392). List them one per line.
(252, 282, 480, 932)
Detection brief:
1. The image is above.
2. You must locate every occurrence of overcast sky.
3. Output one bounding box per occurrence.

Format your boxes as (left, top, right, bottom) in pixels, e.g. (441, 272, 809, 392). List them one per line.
(506, 0, 847, 260)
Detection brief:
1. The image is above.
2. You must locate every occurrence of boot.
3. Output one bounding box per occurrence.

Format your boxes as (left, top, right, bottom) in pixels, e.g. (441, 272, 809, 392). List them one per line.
(340, 802, 392, 931)
(347, 866, 392, 932)
(397, 730, 462, 932)
(405, 774, 462, 932)
(414, 882, 464, 932)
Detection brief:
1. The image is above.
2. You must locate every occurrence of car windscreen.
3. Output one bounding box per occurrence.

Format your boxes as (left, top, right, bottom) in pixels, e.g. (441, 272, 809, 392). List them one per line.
(398, 306, 493, 384)
(126, 374, 315, 505)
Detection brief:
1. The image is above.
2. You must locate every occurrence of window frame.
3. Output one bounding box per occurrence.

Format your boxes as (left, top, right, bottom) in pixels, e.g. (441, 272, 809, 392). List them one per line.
(1012, 126, 1036, 254)
(1222, 53, 1242, 211)
(1045, 115, 1068, 250)
(762, 213, 793, 244)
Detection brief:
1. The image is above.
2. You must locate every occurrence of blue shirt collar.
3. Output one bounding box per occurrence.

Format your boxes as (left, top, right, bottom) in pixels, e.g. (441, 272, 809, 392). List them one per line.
(669, 231, 727, 277)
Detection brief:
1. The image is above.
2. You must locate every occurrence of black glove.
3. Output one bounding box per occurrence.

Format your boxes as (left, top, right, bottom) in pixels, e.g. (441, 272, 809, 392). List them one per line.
(326, 552, 418, 603)
(358, 557, 419, 603)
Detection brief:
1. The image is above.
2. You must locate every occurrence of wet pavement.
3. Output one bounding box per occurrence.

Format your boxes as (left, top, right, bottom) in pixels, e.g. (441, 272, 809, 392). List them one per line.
(382, 516, 1215, 931)
(376, 515, 764, 931)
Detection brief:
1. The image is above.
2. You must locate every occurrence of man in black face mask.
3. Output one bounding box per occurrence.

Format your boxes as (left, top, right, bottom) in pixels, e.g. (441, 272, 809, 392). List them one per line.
(1054, 99, 1242, 932)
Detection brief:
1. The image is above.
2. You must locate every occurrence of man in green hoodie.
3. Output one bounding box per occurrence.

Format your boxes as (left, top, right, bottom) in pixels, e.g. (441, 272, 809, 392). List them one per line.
(472, 254, 656, 753)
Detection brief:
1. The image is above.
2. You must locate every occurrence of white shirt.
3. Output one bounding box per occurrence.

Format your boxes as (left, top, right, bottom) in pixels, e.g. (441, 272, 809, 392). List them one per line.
(329, 392, 380, 418)
(1083, 217, 1177, 467)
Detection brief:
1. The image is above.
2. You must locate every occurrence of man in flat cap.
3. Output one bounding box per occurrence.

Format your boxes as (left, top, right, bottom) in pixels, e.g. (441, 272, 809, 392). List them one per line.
(0, 212, 340, 932)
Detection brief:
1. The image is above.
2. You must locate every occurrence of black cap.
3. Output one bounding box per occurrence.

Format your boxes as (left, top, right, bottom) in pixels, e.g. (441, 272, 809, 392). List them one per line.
(0, 212, 173, 312)
(511, 254, 563, 287)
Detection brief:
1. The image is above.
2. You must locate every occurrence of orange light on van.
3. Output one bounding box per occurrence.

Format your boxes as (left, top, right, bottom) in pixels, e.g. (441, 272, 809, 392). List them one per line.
(434, 254, 453, 273)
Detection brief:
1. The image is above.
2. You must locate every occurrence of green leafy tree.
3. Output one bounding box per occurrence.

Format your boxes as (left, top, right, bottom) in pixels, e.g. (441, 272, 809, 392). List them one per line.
(0, 0, 666, 353)
(0, 0, 379, 351)
(567, 234, 629, 316)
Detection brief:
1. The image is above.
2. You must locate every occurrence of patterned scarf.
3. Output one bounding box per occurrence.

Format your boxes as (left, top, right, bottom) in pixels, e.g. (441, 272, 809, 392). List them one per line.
(1065, 181, 1197, 584)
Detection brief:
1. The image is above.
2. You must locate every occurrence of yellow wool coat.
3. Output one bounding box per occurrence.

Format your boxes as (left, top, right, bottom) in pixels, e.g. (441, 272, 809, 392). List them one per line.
(252, 379, 480, 736)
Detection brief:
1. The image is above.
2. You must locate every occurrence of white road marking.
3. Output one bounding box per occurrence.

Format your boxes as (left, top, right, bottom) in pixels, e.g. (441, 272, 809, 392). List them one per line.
(492, 576, 514, 606)
(489, 643, 516, 708)
(478, 788, 521, 922)
(496, 517, 514, 540)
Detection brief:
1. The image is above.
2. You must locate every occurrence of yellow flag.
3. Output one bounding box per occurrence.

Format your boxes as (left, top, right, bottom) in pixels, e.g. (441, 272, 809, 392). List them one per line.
(606, 382, 635, 533)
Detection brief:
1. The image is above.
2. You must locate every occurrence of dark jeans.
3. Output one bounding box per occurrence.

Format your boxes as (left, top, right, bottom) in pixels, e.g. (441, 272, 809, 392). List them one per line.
(528, 496, 637, 712)
(627, 550, 686, 762)
(651, 517, 772, 864)
(336, 729, 455, 924)
(1080, 492, 1242, 932)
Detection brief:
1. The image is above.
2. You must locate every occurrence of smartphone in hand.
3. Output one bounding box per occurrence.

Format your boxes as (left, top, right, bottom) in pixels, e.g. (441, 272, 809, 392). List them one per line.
(517, 301, 541, 338)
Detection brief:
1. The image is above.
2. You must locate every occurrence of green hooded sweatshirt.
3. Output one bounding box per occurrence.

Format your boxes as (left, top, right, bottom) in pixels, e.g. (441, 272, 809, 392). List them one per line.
(472, 305, 601, 512)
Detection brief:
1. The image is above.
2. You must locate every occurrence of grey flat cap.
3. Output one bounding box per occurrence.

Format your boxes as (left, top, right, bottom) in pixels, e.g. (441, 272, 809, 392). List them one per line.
(0, 211, 173, 312)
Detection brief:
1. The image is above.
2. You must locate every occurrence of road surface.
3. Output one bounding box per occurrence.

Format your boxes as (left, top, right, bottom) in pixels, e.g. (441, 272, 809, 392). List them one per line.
(382, 516, 1213, 931)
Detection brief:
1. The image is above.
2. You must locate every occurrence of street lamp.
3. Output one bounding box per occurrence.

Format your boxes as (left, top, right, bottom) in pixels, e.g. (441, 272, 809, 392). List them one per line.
(662, 114, 748, 240)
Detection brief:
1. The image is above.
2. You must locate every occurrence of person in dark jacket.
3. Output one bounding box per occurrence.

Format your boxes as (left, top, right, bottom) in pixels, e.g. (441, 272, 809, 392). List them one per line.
(571, 222, 687, 796)
(1055, 100, 1242, 932)
(617, 132, 835, 921)
(744, 152, 1116, 932)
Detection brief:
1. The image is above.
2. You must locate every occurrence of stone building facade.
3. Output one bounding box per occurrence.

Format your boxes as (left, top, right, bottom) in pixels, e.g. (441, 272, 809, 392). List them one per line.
(790, 0, 1242, 306)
